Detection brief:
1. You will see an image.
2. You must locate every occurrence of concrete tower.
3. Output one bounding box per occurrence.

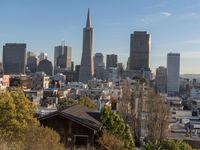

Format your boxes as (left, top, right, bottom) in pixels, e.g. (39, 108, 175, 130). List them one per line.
(167, 53, 180, 95)
(79, 9, 94, 83)
(130, 31, 150, 70)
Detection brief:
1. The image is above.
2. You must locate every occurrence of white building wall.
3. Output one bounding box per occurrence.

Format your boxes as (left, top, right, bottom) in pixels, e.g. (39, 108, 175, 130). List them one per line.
(167, 53, 180, 94)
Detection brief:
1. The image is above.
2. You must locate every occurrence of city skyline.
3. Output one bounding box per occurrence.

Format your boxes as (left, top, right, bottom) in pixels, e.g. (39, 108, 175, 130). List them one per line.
(1, 0, 200, 74)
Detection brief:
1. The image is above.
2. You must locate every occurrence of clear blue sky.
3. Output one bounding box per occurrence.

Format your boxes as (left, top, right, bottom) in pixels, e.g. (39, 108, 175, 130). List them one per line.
(0, 0, 200, 74)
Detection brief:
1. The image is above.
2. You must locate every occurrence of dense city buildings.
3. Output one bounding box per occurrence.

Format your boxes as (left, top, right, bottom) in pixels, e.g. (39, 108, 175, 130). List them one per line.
(31, 72, 49, 90)
(167, 53, 180, 95)
(106, 54, 118, 69)
(129, 31, 150, 71)
(3, 43, 26, 74)
(155, 66, 167, 93)
(54, 45, 72, 74)
(38, 52, 48, 61)
(79, 9, 94, 83)
(27, 53, 38, 74)
(37, 59, 53, 76)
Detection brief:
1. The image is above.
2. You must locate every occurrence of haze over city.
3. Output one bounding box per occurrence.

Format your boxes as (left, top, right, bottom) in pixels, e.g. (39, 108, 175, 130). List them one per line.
(0, 0, 200, 74)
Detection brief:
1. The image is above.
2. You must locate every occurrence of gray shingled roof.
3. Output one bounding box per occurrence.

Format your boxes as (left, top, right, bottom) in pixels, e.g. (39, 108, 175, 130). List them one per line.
(39, 104, 102, 131)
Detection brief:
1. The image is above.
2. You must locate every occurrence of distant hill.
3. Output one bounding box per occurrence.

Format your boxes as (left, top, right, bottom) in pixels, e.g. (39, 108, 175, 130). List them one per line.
(180, 74, 200, 80)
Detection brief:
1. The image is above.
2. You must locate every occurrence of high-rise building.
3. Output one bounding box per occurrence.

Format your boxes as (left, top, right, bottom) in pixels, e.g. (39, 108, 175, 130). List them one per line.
(167, 53, 180, 94)
(106, 54, 118, 69)
(37, 59, 53, 76)
(38, 52, 48, 61)
(27, 55, 38, 74)
(54, 45, 72, 72)
(130, 31, 150, 70)
(94, 53, 105, 79)
(3, 43, 26, 74)
(79, 9, 94, 83)
(155, 66, 167, 93)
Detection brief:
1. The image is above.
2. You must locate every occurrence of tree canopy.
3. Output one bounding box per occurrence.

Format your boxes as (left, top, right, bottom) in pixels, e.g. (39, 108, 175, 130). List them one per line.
(144, 140, 193, 150)
(0, 90, 38, 137)
(101, 106, 135, 150)
(78, 96, 96, 109)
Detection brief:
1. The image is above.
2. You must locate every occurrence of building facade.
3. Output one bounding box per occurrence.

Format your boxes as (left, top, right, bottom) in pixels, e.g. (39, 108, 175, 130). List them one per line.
(54, 45, 72, 74)
(37, 59, 53, 76)
(79, 9, 94, 83)
(167, 53, 180, 95)
(3, 43, 26, 74)
(31, 72, 49, 90)
(106, 54, 118, 69)
(94, 53, 105, 80)
(129, 31, 150, 71)
(155, 66, 167, 93)
(27, 54, 38, 74)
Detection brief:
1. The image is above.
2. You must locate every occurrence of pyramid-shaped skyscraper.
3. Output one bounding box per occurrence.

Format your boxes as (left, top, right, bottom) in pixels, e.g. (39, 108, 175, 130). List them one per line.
(79, 9, 94, 83)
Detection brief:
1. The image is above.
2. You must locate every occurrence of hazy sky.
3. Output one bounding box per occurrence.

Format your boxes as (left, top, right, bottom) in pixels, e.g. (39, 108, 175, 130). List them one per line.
(0, 0, 200, 74)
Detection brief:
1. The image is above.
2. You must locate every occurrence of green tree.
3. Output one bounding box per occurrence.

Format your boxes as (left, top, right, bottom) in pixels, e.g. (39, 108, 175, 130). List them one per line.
(144, 140, 193, 150)
(101, 106, 135, 150)
(144, 141, 162, 150)
(78, 96, 96, 109)
(21, 126, 65, 150)
(0, 90, 39, 137)
(98, 130, 127, 150)
(161, 140, 192, 150)
(57, 98, 78, 110)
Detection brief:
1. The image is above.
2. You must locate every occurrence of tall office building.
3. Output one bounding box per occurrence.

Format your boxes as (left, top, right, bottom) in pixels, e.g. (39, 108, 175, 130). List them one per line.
(167, 53, 180, 94)
(106, 54, 118, 69)
(37, 59, 53, 76)
(54, 45, 72, 71)
(79, 9, 94, 83)
(38, 52, 48, 61)
(3, 43, 26, 74)
(130, 31, 150, 70)
(94, 53, 105, 79)
(27, 55, 38, 73)
(155, 66, 167, 93)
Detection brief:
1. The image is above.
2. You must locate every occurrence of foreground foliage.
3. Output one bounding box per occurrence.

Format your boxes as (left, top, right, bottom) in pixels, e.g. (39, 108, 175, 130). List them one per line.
(98, 130, 127, 150)
(144, 140, 193, 150)
(0, 90, 38, 137)
(0, 90, 65, 150)
(101, 106, 135, 150)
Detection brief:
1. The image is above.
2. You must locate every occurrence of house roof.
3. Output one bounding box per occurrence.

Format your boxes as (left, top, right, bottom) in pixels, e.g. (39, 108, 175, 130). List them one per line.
(39, 104, 102, 131)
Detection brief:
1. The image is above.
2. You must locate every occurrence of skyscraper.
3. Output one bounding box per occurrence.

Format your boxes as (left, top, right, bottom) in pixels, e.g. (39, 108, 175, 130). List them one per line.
(37, 59, 53, 76)
(38, 52, 48, 61)
(94, 53, 105, 80)
(79, 9, 94, 83)
(27, 54, 38, 74)
(130, 31, 150, 70)
(167, 53, 180, 95)
(156, 66, 167, 93)
(3, 43, 26, 74)
(54, 45, 72, 73)
(106, 54, 118, 69)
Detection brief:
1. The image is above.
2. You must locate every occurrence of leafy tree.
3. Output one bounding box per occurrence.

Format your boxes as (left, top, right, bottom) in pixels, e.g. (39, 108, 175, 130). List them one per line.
(101, 106, 135, 150)
(0, 126, 65, 150)
(21, 126, 65, 150)
(98, 130, 127, 150)
(78, 96, 96, 109)
(144, 141, 162, 150)
(144, 140, 193, 150)
(0, 90, 39, 137)
(161, 140, 192, 150)
(57, 98, 78, 110)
